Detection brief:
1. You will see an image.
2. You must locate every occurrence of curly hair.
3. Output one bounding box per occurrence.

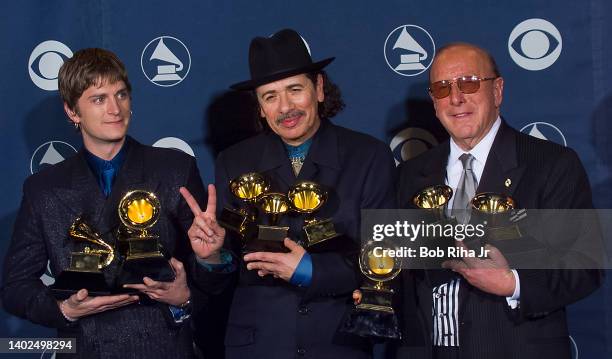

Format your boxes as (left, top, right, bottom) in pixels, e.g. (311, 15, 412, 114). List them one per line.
(305, 70, 345, 119)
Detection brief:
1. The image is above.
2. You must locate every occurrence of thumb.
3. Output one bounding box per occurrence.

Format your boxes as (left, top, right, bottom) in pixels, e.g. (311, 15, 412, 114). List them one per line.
(284, 238, 301, 251)
(485, 245, 508, 266)
(74, 288, 88, 303)
(170, 257, 185, 276)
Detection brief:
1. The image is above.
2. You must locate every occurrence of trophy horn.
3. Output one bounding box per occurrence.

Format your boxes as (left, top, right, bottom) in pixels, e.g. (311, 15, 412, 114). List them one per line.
(69, 217, 114, 269)
(258, 193, 290, 225)
(412, 185, 453, 209)
(287, 181, 327, 214)
(471, 192, 515, 214)
(229, 172, 270, 203)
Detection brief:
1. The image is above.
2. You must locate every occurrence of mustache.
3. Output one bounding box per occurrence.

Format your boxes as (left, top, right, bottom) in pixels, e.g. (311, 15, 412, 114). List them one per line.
(276, 110, 305, 124)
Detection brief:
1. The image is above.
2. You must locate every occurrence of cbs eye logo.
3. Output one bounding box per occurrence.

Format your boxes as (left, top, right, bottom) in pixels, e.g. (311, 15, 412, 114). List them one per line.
(28, 40, 73, 91)
(508, 18, 562, 71)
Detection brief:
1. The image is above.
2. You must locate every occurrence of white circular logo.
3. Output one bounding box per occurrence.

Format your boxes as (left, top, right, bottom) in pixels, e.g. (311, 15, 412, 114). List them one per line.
(384, 25, 435, 77)
(153, 137, 195, 157)
(30, 141, 78, 174)
(141, 36, 191, 87)
(520, 122, 567, 146)
(390, 127, 438, 165)
(28, 40, 73, 91)
(508, 18, 562, 71)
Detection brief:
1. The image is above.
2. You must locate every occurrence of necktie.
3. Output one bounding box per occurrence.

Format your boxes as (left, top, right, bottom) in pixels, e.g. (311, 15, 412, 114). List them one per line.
(452, 153, 477, 223)
(102, 165, 115, 197)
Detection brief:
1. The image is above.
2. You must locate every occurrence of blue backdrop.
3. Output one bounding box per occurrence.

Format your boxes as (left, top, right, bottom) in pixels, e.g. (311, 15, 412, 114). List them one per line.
(1, 1, 611, 358)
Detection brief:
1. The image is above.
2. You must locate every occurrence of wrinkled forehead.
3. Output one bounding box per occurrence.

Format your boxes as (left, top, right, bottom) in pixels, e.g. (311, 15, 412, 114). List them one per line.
(429, 46, 492, 82)
(254, 73, 311, 95)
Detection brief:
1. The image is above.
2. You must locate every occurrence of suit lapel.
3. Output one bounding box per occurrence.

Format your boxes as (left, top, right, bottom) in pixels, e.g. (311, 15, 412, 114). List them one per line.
(477, 121, 525, 200)
(256, 121, 342, 188)
(415, 142, 450, 337)
(412, 141, 449, 205)
(96, 138, 150, 236)
(53, 151, 106, 224)
(299, 120, 341, 185)
(257, 132, 296, 188)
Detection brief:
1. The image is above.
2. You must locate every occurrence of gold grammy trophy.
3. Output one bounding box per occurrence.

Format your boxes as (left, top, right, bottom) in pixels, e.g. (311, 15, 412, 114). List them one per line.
(248, 192, 291, 253)
(116, 190, 175, 285)
(413, 185, 455, 265)
(471, 192, 522, 243)
(288, 181, 339, 247)
(218, 172, 269, 241)
(51, 217, 114, 299)
(340, 240, 401, 339)
(412, 185, 453, 220)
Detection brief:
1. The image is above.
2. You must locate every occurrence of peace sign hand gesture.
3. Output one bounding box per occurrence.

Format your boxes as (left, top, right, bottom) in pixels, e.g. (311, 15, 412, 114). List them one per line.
(180, 184, 226, 262)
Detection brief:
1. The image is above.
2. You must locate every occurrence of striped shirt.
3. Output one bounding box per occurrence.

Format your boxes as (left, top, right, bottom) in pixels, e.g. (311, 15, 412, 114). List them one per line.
(432, 278, 461, 346)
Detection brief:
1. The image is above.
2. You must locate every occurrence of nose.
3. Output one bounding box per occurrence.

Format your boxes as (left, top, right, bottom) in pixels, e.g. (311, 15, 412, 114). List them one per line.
(278, 91, 294, 114)
(107, 97, 121, 115)
(448, 82, 465, 106)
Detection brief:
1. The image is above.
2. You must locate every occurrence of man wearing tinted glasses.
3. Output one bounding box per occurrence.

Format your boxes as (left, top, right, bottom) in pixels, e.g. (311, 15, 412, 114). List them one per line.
(395, 43, 602, 358)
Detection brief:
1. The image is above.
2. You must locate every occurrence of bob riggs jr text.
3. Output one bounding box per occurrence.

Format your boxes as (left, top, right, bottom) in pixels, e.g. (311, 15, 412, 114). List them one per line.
(373, 245, 491, 259)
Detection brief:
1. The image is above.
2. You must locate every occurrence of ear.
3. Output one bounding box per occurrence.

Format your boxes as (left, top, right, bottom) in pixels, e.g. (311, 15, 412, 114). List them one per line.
(493, 77, 504, 108)
(429, 92, 439, 113)
(259, 105, 266, 118)
(316, 74, 324, 102)
(63, 102, 80, 124)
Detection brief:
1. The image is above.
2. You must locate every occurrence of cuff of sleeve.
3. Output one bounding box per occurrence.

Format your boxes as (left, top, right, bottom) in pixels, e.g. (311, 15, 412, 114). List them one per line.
(168, 302, 192, 323)
(290, 253, 312, 287)
(196, 249, 234, 272)
(505, 269, 521, 309)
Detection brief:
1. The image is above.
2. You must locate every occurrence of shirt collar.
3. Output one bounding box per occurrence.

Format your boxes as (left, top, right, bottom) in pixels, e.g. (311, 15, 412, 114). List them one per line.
(284, 138, 313, 159)
(448, 116, 501, 169)
(84, 141, 128, 177)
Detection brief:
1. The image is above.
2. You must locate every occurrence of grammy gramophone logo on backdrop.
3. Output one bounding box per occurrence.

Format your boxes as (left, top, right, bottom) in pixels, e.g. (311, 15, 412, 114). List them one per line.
(384, 24, 436, 77)
(30, 141, 78, 174)
(141, 36, 191, 87)
(520, 122, 567, 147)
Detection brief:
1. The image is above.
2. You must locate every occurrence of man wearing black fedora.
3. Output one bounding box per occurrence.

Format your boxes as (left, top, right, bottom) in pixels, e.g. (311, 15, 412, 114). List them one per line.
(181, 29, 396, 358)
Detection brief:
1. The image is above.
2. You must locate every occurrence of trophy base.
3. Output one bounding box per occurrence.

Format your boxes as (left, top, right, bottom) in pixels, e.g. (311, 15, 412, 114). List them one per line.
(303, 219, 340, 247)
(340, 286, 400, 339)
(486, 225, 522, 241)
(219, 207, 250, 234)
(358, 287, 394, 311)
(50, 270, 111, 299)
(242, 225, 290, 253)
(117, 255, 175, 285)
(339, 307, 401, 339)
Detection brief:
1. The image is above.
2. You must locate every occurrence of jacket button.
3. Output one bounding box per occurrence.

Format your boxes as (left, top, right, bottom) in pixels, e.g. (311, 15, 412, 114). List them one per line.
(298, 306, 308, 315)
(297, 348, 306, 356)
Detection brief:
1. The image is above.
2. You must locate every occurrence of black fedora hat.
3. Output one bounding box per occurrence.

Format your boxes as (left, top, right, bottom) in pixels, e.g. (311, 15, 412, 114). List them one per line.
(230, 29, 334, 90)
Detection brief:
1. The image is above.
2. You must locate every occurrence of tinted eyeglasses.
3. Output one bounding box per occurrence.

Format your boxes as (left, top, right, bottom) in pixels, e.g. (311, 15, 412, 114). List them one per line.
(428, 75, 497, 99)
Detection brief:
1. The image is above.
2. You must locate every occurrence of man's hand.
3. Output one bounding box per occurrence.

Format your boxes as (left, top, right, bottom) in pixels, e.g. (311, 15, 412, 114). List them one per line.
(59, 290, 139, 320)
(123, 258, 190, 306)
(243, 238, 306, 282)
(442, 242, 516, 297)
(352, 289, 362, 305)
(180, 184, 226, 262)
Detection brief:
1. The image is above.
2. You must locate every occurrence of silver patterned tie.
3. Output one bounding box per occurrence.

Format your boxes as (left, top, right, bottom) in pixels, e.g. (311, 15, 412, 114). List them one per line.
(452, 153, 477, 223)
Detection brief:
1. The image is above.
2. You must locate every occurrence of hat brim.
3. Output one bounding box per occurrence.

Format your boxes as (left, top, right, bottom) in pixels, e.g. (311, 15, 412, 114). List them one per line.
(230, 57, 335, 90)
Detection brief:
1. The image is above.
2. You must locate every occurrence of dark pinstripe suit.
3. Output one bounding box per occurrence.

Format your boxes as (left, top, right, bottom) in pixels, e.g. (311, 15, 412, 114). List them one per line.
(395, 121, 603, 359)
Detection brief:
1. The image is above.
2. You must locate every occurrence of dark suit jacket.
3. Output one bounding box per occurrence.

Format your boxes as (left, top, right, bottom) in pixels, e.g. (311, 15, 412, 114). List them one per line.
(212, 120, 396, 359)
(395, 121, 602, 359)
(1, 137, 211, 359)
